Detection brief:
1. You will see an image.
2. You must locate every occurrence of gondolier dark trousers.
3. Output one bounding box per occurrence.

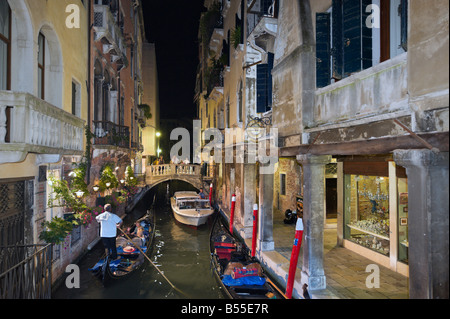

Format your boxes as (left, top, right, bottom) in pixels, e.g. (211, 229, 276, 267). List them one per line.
(102, 237, 118, 260)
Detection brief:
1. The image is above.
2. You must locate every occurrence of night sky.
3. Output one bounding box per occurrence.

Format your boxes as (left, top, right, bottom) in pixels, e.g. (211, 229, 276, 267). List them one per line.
(142, 0, 205, 120)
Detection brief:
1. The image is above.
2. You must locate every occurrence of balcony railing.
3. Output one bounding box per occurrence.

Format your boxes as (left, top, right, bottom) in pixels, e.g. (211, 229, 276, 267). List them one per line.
(313, 53, 408, 128)
(93, 120, 130, 148)
(248, 0, 279, 36)
(0, 91, 85, 164)
(93, 5, 126, 60)
(206, 66, 224, 98)
(146, 164, 202, 184)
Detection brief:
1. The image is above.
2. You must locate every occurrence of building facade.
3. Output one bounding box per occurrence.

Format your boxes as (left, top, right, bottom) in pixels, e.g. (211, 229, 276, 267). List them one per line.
(141, 41, 160, 165)
(0, 0, 88, 281)
(197, 0, 449, 299)
(1, 0, 159, 286)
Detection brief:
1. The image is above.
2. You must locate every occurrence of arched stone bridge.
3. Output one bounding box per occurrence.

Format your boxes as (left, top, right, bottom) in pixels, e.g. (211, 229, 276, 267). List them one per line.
(145, 164, 212, 190)
(125, 164, 213, 213)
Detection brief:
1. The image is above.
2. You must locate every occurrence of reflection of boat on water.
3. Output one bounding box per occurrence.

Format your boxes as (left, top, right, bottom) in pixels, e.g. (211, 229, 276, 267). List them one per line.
(170, 191, 215, 227)
(89, 210, 156, 286)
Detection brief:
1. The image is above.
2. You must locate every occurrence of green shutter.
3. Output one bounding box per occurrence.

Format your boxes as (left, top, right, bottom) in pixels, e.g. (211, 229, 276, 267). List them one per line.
(400, 0, 408, 51)
(332, 0, 344, 80)
(342, 0, 372, 76)
(316, 12, 331, 88)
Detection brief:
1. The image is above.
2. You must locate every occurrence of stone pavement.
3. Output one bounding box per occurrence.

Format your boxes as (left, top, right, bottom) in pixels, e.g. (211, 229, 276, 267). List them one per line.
(270, 219, 409, 299)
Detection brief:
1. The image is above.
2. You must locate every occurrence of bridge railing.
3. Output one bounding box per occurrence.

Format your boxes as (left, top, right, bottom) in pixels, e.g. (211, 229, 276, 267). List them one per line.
(146, 164, 201, 178)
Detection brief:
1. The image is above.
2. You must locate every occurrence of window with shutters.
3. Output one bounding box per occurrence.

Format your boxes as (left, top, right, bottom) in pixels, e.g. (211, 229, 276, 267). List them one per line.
(38, 33, 45, 100)
(256, 52, 274, 113)
(316, 0, 408, 88)
(71, 80, 81, 117)
(0, 1, 11, 91)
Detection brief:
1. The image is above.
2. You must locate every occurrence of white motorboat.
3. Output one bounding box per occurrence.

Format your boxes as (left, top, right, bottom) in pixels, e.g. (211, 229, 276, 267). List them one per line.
(170, 191, 215, 227)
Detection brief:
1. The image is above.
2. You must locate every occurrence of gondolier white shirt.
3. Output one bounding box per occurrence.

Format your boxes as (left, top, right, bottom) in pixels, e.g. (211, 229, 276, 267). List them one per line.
(96, 212, 122, 238)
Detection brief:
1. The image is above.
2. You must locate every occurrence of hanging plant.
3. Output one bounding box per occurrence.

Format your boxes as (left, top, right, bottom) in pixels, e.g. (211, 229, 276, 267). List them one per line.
(47, 176, 89, 214)
(74, 206, 103, 228)
(39, 217, 74, 245)
(99, 164, 119, 191)
(126, 165, 138, 187)
(138, 104, 152, 119)
(70, 162, 89, 196)
(231, 26, 242, 49)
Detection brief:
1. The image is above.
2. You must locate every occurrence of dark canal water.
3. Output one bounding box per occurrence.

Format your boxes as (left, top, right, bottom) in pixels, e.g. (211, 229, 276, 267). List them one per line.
(52, 181, 224, 299)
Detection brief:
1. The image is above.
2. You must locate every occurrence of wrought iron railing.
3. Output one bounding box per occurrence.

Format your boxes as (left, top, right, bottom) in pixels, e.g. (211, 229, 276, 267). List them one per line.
(93, 120, 130, 148)
(0, 244, 52, 299)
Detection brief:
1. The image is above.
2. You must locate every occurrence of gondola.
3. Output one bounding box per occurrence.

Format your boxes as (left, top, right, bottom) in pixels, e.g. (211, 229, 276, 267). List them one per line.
(89, 209, 156, 286)
(209, 213, 287, 299)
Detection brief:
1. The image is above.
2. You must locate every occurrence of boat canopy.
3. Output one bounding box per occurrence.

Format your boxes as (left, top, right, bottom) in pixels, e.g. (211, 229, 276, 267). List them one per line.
(177, 199, 211, 210)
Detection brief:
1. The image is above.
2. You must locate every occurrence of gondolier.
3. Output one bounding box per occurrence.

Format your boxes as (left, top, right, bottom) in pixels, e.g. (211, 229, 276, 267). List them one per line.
(96, 204, 123, 260)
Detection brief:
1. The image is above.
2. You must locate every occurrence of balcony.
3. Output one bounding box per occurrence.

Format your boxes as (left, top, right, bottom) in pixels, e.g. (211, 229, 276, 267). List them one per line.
(93, 5, 126, 63)
(0, 92, 85, 164)
(93, 120, 129, 149)
(313, 53, 409, 129)
(247, 0, 279, 37)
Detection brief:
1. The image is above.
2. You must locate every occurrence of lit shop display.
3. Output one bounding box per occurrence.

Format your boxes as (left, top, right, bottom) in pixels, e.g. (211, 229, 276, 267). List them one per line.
(397, 177, 408, 264)
(344, 175, 391, 256)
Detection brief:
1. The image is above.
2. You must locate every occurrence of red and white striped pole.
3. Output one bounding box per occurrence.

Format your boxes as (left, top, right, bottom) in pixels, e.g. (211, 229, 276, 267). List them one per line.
(285, 218, 304, 299)
(251, 204, 258, 258)
(230, 194, 236, 234)
(209, 183, 213, 206)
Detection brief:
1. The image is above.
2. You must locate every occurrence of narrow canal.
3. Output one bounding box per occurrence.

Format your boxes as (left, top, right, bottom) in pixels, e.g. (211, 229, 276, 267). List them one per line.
(52, 181, 224, 299)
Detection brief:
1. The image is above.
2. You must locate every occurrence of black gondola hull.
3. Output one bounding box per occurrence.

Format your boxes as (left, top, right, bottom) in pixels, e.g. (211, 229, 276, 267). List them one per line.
(209, 213, 286, 299)
(89, 210, 156, 287)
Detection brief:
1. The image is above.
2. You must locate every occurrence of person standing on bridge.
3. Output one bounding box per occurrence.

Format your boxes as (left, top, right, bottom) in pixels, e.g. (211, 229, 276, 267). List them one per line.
(96, 204, 123, 260)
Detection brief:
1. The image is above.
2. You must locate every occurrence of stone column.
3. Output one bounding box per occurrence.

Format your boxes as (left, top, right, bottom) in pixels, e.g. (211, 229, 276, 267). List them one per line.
(242, 163, 257, 238)
(297, 154, 331, 290)
(394, 150, 449, 299)
(258, 164, 275, 251)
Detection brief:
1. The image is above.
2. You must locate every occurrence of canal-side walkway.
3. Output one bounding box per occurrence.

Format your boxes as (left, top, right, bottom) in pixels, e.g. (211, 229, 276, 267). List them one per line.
(220, 207, 409, 299)
(268, 219, 409, 299)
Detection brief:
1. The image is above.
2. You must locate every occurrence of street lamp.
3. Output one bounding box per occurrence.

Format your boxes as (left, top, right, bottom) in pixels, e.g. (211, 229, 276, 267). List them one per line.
(93, 185, 100, 192)
(156, 131, 161, 158)
(75, 190, 84, 199)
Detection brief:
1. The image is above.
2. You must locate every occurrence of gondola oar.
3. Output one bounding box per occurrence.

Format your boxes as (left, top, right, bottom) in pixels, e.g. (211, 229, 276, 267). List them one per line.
(117, 227, 190, 298)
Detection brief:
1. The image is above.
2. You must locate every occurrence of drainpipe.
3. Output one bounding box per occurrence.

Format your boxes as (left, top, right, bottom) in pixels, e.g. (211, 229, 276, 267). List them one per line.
(86, 0, 92, 185)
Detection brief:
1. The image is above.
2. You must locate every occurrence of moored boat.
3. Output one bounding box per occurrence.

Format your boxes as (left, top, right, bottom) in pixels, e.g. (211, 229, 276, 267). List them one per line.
(209, 214, 287, 299)
(170, 191, 215, 227)
(89, 209, 156, 286)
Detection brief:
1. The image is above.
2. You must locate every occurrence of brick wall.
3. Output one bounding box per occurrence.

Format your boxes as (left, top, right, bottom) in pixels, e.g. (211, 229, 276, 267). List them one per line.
(273, 157, 302, 221)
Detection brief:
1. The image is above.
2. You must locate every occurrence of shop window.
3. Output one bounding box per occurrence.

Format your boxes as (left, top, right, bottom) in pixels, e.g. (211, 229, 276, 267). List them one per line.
(344, 174, 390, 256)
(397, 177, 408, 264)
